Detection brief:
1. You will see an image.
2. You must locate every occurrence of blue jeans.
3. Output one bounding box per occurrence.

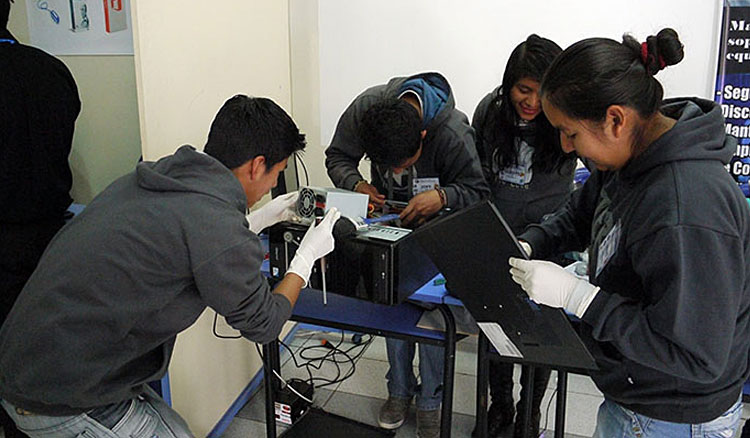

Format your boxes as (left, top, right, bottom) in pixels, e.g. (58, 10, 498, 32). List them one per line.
(1, 388, 194, 438)
(593, 396, 742, 438)
(385, 338, 443, 411)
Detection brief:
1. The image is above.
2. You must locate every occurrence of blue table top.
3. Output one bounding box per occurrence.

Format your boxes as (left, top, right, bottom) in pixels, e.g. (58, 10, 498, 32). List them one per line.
(292, 287, 449, 341)
(408, 274, 463, 307)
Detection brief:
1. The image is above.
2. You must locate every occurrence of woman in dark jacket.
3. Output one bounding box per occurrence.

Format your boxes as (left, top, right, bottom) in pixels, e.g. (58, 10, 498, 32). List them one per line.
(511, 29, 750, 437)
(472, 34, 576, 438)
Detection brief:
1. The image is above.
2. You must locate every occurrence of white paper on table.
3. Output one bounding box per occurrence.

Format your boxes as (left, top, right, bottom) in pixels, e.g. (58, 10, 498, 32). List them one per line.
(477, 322, 524, 359)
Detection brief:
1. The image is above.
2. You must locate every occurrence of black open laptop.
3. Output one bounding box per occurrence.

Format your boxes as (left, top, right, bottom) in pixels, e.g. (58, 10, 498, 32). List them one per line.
(412, 200, 596, 371)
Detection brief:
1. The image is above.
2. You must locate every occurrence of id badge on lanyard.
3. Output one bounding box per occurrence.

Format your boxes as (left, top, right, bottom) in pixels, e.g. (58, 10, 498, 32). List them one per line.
(496, 140, 533, 186)
(596, 220, 621, 278)
(412, 177, 440, 195)
(497, 164, 532, 186)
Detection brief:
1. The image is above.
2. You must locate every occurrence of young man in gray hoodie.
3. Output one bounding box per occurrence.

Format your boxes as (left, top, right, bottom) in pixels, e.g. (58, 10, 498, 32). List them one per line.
(325, 72, 489, 438)
(0, 95, 340, 438)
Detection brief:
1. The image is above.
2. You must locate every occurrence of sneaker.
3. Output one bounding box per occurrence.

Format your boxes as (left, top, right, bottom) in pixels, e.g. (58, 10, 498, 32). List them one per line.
(377, 396, 411, 429)
(416, 408, 440, 438)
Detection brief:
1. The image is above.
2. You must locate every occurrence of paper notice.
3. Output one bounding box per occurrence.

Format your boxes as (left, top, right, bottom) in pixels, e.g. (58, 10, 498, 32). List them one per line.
(477, 322, 523, 359)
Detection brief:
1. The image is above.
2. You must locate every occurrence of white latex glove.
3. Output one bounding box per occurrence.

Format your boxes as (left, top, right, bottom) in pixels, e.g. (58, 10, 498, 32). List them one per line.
(519, 240, 532, 258)
(508, 257, 600, 318)
(246, 191, 299, 234)
(287, 208, 342, 286)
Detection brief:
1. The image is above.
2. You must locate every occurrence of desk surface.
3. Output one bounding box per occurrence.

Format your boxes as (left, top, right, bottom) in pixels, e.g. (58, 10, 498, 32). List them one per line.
(260, 232, 463, 340)
(293, 287, 449, 342)
(408, 274, 463, 307)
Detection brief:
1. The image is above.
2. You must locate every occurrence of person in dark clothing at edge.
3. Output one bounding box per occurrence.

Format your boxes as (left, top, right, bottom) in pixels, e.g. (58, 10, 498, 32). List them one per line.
(0, 95, 341, 438)
(325, 72, 489, 438)
(0, 1, 79, 437)
(508, 29, 750, 437)
(472, 35, 576, 438)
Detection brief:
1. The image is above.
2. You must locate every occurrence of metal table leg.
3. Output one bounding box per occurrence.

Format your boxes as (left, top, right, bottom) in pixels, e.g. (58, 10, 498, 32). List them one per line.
(263, 341, 281, 438)
(555, 370, 568, 438)
(474, 331, 489, 438)
(521, 365, 535, 435)
(437, 304, 456, 438)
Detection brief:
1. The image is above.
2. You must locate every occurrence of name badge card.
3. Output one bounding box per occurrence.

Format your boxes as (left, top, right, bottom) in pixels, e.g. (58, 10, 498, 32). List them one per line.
(596, 220, 621, 278)
(413, 177, 440, 195)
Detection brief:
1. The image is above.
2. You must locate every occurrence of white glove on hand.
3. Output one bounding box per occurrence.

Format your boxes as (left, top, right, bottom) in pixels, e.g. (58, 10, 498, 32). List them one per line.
(287, 208, 342, 286)
(508, 257, 600, 318)
(246, 192, 299, 234)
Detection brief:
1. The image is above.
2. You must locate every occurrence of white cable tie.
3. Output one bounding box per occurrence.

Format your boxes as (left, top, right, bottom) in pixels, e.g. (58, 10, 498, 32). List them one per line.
(272, 369, 313, 404)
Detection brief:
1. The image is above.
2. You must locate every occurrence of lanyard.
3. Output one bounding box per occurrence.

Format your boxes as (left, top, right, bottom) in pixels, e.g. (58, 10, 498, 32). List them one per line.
(0, 39, 16, 44)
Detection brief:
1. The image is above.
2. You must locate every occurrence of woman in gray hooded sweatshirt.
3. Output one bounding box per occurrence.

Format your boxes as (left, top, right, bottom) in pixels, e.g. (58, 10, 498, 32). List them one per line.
(511, 28, 750, 438)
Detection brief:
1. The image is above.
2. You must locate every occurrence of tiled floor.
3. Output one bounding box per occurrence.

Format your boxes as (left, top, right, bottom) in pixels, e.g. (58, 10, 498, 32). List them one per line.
(219, 325, 750, 438)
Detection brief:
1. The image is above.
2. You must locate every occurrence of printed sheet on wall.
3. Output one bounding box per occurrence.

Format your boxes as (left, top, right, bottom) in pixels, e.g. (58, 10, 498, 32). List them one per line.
(25, 0, 133, 55)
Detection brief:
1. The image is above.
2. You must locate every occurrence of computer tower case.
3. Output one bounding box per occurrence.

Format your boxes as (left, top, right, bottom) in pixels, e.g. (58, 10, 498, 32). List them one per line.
(268, 221, 438, 306)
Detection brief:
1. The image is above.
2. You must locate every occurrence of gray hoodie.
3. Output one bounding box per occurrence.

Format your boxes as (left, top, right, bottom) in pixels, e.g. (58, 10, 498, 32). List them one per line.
(521, 98, 750, 422)
(325, 72, 489, 208)
(0, 146, 291, 414)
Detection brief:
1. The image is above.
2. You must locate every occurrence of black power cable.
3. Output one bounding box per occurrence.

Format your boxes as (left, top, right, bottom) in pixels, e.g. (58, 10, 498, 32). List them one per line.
(249, 328, 374, 404)
(282, 330, 374, 389)
(295, 153, 310, 186)
(212, 312, 241, 339)
(540, 381, 558, 437)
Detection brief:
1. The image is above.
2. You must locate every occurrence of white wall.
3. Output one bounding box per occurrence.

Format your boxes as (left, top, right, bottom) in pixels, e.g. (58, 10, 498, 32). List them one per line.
(290, 0, 328, 186)
(132, 1, 293, 161)
(130, 1, 294, 435)
(312, 0, 723, 159)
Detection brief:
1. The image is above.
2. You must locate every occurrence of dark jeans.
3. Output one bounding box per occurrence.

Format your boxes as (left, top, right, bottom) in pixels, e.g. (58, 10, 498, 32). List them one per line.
(0, 219, 65, 438)
(385, 338, 444, 411)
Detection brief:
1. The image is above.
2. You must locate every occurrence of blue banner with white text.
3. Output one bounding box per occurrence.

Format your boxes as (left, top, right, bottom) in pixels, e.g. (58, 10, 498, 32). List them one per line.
(715, 1, 750, 197)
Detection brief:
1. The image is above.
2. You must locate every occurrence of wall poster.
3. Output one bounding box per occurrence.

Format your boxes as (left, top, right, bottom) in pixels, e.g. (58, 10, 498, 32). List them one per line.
(25, 0, 133, 55)
(716, 0, 750, 197)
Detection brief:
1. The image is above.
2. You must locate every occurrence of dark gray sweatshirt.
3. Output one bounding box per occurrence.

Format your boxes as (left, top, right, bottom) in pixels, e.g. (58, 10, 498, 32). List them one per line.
(472, 87, 575, 235)
(325, 72, 489, 208)
(521, 98, 750, 422)
(0, 146, 291, 415)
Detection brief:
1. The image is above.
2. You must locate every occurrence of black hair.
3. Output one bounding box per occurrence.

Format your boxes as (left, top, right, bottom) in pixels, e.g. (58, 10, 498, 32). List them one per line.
(2, 0, 13, 28)
(358, 98, 422, 168)
(541, 28, 684, 123)
(204, 95, 305, 170)
(480, 34, 571, 174)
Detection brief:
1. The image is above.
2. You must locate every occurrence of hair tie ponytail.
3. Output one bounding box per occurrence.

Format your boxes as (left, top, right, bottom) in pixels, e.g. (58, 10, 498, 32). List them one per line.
(640, 42, 648, 65)
(638, 29, 684, 76)
(640, 40, 666, 75)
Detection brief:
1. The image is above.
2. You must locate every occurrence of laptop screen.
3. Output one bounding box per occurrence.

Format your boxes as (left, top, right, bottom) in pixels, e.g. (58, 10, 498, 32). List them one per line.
(412, 200, 597, 370)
